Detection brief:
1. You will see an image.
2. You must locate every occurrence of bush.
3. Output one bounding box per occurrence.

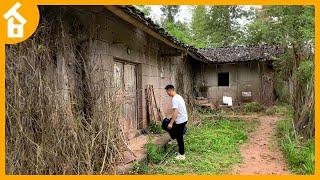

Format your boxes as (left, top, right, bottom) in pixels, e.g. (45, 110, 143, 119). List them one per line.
(148, 123, 164, 134)
(295, 60, 314, 86)
(131, 161, 149, 174)
(265, 104, 292, 116)
(242, 102, 263, 113)
(274, 74, 291, 103)
(145, 136, 165, 164)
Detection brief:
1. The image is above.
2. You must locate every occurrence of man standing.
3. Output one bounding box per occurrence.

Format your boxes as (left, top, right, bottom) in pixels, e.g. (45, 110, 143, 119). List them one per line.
(164, 84, 188, 160)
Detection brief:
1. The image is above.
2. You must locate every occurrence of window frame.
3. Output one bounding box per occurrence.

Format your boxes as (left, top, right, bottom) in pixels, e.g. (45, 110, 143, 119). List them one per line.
(217, 72, 230, 87)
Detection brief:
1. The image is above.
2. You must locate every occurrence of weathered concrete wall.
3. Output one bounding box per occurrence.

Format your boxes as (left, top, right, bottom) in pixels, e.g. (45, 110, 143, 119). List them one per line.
(194, 62, 264, 105)
(69, 6, 194, 130)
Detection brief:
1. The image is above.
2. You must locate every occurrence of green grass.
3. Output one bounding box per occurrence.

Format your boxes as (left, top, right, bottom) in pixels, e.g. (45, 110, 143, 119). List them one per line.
(134, 117, 259, 175)
(275, 105, 315, 175)
(242, 102, 264, 114)
(264, 103, 293, 116)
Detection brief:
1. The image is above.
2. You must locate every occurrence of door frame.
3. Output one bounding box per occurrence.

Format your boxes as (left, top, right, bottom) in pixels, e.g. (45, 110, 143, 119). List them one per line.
(113, 57, 142, 130)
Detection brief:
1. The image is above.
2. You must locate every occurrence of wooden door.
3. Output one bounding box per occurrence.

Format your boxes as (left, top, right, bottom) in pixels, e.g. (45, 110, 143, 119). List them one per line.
(261, 73, 275, 106)
(123, 64, 137, 130)
(113, 61, 138, 136)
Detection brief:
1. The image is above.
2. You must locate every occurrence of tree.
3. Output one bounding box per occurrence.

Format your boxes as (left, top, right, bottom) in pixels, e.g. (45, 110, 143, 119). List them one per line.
(207, 6, 251, 47)
(246, 6, 315, 138)
(159, 5, 193, 45)
(135, 5, 152, 17)
(190, 6, 210, 48)
(164, 20, 192, 45)
(160, 5, 180, 23)
(189, 5, 250, 48)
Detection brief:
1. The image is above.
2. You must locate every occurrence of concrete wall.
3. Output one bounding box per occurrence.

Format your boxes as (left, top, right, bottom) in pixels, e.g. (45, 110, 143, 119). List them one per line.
(194, 61, 265, 105)
(71, 6, 194, 130)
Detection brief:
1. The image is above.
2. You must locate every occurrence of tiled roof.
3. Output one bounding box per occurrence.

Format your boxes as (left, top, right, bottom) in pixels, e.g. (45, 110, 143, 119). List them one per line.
(199, 45, 284, 63)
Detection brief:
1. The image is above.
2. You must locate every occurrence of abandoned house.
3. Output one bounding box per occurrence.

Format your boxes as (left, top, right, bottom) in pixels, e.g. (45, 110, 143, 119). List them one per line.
(195, 45, 284, 107)
(7, 5, 283, 140)
(5, 5, 287, 173)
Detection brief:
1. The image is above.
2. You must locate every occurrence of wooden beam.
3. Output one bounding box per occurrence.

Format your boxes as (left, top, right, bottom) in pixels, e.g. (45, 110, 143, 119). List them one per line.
(187, 51, 209, 63)
(160, 53, 181, 57)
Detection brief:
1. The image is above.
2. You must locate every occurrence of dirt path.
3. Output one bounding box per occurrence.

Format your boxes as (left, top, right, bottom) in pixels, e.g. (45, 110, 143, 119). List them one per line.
(233, 115, 291, 175)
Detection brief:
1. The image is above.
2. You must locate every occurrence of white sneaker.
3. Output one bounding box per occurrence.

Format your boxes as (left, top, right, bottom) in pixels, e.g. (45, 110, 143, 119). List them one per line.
(168, 140, 177, 145)
(175, 154, 185, 160)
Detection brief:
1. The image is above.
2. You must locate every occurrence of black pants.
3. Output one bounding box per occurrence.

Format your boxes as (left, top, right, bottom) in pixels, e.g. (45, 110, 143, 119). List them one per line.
(174, 121, 187, 155)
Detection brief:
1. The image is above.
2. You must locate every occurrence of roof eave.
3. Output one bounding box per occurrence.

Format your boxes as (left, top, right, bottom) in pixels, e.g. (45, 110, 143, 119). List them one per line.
(104, 6, 185, 51)
(105, 5, 210, 63)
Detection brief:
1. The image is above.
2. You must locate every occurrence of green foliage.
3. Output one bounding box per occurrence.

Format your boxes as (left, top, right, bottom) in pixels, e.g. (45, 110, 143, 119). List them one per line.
(246, 6, 314, 87)
(273, 73, 291, 103)
(247, 6, 315, 45)
(135, 5, 152, 17)
(245, 18, 270, 45)
(160, 5, 252, 48)
(148, 123, 164, 134)
(294, 60, 314, 86)
(160, 5, 180, 23)
(164, 21, 193, 45)
(190, 6, 210, 48)
(131, 161, 149, 174)
(265, 104, 290, 116)
(276, 117, 315, 174)
(242, 102, 263, 113)
(145, 136, 165, 164)
(206, 6, 246, 47)
(195, 105, 221, 115)
(190, 5, 251, 48)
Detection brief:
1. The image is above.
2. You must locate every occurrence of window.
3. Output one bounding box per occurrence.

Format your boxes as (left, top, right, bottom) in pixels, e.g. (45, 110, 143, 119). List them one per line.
(218, 72, 229, 86)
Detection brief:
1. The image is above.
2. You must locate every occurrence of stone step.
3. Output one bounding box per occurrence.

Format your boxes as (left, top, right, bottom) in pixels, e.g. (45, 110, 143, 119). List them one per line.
(114, 134, 171, 174)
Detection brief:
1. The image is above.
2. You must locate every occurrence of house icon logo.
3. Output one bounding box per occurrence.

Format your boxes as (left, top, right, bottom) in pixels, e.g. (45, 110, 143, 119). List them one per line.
(3, 2, 27, 38)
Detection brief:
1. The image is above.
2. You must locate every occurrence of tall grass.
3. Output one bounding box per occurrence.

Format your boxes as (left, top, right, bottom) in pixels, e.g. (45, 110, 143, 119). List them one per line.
(276, 106, 315, 174)
(5, 8, 128, 174)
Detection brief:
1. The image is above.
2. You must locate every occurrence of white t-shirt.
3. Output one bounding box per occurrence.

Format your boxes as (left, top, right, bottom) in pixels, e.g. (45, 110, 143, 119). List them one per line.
(172, 94, 188, 124)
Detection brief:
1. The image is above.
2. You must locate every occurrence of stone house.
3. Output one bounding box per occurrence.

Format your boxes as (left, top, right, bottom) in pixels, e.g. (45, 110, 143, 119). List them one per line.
(31, 5, 210, 139)
(12, 5, 282, 140)
(195, 45, 283, 107)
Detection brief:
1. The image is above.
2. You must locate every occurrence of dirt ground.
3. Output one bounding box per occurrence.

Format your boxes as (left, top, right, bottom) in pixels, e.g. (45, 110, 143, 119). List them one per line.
(232, 115, 291, 175)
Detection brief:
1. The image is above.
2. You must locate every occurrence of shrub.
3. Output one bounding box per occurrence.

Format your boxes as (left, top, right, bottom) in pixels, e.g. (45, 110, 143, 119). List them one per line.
(145, 136, 165, 164)
(294, 60, 314, 86)
(265, 104, 291, 115)
(242, 102, 263, 113)
(148, 123, 164, 134)
(131, 161, 149, 174)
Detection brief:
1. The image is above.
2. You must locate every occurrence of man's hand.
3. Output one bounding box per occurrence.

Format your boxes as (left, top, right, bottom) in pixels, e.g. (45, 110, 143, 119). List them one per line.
(168, 108, 178, 129)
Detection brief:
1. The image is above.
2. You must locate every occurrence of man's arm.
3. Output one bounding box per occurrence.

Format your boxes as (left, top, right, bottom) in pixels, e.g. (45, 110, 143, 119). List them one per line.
(168, 108, 178, 129)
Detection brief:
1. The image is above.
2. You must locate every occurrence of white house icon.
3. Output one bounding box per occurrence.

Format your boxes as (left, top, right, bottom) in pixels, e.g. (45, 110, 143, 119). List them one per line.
(3, 2, 27, 38)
